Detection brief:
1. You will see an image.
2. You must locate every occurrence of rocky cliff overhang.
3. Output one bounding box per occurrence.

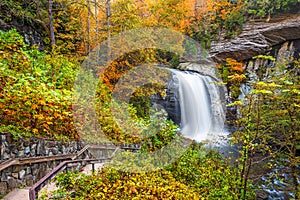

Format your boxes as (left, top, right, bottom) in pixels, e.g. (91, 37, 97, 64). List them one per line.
(209, 14, 300, 62)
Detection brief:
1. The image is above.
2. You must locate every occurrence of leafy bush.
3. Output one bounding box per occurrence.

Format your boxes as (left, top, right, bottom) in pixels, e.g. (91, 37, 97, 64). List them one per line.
(166, 143, 255, 199)
(54, 168, 200, 199)
(0, 29, 78, 139)
(53, 142, 255, 199)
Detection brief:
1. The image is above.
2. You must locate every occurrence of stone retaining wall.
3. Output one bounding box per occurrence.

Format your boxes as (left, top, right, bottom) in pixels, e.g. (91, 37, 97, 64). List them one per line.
(0, 133, 83, 160)
(0, 132, 138, 195)
(0, 133, 90, 195)
(0, 160, 63, 194)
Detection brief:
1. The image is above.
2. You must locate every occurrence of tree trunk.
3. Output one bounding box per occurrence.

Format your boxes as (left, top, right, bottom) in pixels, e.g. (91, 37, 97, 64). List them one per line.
(106, 0, 111, 61)
(86, 0, 91, 53)
(48, 0, 55, 48)
(35, 0, 50, 38)
(94, 0, 98, 43)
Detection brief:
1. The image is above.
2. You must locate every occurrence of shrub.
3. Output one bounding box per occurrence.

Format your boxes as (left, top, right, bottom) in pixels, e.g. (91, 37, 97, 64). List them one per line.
(0, 29, 78, 139)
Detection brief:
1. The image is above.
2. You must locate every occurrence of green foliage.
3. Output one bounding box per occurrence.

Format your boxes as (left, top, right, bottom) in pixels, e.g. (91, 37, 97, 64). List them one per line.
(140, 110, 179, 152)
(230, 56, 300, 199)
(189, 1, 245, 48)
(166, 143, 254, 199)
(0, 125, 33, 139)
(55, 171, 80, 191)
(0, 29, 78, 139)
(54, 168, 200, 199)
(0, 29, 26, 51)
(0, 0, 40, 27)
(53, 143, 254, 199)
(111, 0, 142, 33)
(52, 0, 86, 56)
(245, 0, 299, 18)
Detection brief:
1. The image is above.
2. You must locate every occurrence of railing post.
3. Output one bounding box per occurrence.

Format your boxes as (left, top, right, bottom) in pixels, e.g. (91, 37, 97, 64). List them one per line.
(29, 188, 36, 200)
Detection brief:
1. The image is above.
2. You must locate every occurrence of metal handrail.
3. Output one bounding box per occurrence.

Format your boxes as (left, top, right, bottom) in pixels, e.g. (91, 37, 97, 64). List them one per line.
(0, 154, 76, 172)
(71, 144, 90, 160)
(0, 144, 125, 172)
(28, 158, 107, 200)
(29, 146, 119, 200)
(0, 159, 18, 171)
(1, 142, 138, 199)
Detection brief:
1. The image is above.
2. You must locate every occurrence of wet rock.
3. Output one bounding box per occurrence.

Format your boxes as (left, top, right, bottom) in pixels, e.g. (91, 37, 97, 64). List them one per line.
(31, 166, 39, 176)
(2, 152, 10, 160)
(11, 145, 18, 154)
(26, 167, 31, 175)
(177, 60, 217, 78)
(1, 173, 8, 182)
(5, 133, 13, 144)
(256, 190, 268, 200)
(45, 141, 56, 148)
(0, 138, 5, 159)
(31, 143, 37, 150)
(17, 150, 25, 158)
(62, 145, 67, 154)
(17, 144, 24, 151)
(23, 140, 30, 147)
(52, 148, 59, 155)
(12, 166, 20, 173)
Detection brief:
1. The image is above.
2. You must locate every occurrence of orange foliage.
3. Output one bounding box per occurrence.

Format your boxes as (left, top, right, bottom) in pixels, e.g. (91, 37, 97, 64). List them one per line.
(226, 58, 244, 73)
(196, 0, 243, 21)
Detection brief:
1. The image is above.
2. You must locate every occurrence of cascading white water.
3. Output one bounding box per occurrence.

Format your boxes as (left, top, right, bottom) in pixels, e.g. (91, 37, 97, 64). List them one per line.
(170, 69, 226, 142)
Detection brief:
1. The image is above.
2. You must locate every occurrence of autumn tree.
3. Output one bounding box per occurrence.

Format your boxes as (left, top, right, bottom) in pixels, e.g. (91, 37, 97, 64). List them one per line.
(189, 0, 245, 47)
(230, 56, 300, 199)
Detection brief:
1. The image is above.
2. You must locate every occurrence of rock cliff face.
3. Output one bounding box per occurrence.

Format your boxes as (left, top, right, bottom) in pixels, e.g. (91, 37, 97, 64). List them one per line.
(209, 14, 300, 63)
(165, 14, 300, 125)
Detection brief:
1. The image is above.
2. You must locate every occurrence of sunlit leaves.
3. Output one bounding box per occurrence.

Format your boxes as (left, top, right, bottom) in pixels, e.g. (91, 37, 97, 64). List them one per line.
(54, 168, 200, 199)
(0, 29, 78, 139)
(232, 55, 300, 199)
(52, 143, 251, 199)
(218, 58, 246, 99)
(246, 0, 299, 18)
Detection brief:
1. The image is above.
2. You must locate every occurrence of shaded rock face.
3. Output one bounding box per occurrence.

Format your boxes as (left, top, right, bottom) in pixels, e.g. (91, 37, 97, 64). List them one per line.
(151, 73, 181, 125)
(209, 14, 300, 62)
(209, 14, 300, 104)
(244, 39, 300, 82)
(0, 9, 45, 50)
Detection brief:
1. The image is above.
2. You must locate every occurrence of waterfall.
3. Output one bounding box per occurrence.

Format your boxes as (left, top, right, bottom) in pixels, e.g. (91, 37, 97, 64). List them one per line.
(169, 69, 226, 142)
